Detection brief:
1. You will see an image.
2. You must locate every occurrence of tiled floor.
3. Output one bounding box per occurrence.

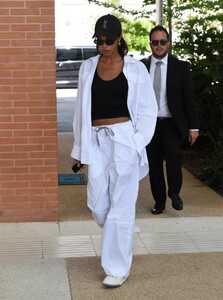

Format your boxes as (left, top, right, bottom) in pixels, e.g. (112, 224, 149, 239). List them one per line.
(1, 230, 223, 259)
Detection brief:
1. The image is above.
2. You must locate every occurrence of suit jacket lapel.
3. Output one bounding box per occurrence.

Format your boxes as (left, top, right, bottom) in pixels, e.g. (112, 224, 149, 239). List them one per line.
(166, 55, 175, 99)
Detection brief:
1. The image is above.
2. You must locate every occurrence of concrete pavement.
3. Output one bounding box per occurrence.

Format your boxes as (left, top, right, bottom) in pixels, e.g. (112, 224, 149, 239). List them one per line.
(1, 216, 223, 300)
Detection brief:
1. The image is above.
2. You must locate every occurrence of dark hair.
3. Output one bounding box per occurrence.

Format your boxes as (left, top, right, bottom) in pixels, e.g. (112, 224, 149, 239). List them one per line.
(96, 35, 128, 58)
(149, 25, 169, 41)
(118, 37, 128, 58)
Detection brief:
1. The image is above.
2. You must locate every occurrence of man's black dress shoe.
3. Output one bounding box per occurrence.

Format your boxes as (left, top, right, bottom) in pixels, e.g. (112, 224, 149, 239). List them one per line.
(170, 194, 183, 210)
(151, 205, 165, 215)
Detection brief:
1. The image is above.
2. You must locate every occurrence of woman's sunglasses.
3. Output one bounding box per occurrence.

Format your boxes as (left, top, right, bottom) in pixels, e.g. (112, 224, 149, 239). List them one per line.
(94, 38, 116, 46)
(150, 39, 168, 46)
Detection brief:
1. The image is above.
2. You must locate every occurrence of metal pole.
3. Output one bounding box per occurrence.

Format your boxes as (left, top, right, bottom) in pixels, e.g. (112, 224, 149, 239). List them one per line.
(156, 0, 163, 25)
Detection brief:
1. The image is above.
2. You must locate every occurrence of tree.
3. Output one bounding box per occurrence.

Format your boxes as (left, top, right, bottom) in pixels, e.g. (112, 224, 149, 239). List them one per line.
(172, 0, 223, 193)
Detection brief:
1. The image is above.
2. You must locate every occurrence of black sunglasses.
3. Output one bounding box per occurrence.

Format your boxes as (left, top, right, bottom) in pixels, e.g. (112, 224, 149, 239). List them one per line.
(94, 38, 115, 46)
(150, 39, 168, 46)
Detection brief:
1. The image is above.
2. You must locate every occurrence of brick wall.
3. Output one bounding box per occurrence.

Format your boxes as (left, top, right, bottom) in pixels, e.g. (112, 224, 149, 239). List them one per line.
(0, 0, 58, 222)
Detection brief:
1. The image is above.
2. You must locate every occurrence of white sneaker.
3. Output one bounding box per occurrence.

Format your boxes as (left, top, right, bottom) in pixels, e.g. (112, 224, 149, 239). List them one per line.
(102, 275, 128, 288)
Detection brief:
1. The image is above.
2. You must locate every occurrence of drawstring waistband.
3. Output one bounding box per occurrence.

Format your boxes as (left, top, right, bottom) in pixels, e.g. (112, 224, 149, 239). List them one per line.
(94, 126, 115, 146)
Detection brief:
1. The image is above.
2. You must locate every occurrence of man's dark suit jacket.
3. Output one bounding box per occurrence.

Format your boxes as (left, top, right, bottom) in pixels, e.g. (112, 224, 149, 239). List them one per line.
(141, 55, 199, 139)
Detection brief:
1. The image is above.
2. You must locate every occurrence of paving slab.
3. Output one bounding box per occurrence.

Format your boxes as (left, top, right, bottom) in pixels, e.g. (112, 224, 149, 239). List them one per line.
(0, 258, 71, 300)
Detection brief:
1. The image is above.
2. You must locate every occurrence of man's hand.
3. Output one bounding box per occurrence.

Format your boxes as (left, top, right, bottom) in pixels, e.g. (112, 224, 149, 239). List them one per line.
(188, 131, 199, 145)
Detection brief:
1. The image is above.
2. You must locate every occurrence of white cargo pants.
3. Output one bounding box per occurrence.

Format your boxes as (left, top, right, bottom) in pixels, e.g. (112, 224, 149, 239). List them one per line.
(87, 121, 139, 277)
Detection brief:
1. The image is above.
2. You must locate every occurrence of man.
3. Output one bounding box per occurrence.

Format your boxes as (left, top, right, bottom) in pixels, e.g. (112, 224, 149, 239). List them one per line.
(141, 25, 199, 215)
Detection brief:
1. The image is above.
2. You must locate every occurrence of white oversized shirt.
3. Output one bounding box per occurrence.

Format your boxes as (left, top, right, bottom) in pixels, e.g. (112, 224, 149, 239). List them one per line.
(71, 54, 158, 178)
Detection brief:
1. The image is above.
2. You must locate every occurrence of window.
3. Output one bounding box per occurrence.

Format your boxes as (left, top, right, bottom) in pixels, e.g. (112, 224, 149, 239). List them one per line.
(83, 48, 97, 59)
(56, 48, 82, 61)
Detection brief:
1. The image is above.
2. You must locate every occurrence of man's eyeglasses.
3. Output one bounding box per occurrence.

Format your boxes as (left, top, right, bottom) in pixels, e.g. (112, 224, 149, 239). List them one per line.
(94, 38, 115, 46)
(150, 39, 168, 46)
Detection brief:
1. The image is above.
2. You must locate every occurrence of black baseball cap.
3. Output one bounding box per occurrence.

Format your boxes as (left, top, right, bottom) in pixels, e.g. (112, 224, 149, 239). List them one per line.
(92, 14, 122, 40)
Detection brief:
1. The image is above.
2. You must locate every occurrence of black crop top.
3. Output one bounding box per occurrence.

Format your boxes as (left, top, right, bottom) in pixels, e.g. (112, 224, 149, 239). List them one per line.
(91, 70, 129, 120)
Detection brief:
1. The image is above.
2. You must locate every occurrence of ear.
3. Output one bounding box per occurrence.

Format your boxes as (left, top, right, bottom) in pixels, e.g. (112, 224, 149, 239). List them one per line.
(118, 34, 122, 43)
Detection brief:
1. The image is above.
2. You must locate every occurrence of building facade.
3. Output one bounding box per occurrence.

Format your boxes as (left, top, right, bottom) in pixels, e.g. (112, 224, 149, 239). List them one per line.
(0, 0, 58, 222)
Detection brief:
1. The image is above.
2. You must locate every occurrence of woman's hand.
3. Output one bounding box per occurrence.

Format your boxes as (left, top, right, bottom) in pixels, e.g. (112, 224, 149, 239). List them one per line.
(73, 159, 81, 166)
(72, 159, 84, 173)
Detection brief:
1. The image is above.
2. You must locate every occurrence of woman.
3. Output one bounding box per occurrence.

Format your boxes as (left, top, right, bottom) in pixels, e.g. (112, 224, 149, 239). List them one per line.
(71, 14, 157, 288)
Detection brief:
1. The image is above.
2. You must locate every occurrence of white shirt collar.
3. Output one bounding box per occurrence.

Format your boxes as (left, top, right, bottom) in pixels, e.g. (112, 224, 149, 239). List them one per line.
(151, 54, 168, 66)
